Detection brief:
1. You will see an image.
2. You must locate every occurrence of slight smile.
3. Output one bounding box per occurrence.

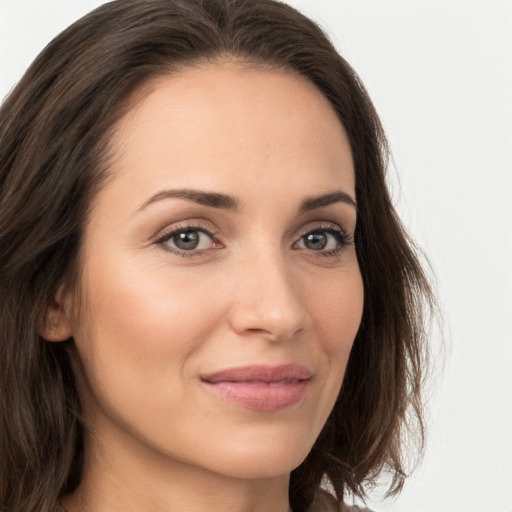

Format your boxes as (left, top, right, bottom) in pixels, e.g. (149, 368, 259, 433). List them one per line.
(200, 364, 312, 411)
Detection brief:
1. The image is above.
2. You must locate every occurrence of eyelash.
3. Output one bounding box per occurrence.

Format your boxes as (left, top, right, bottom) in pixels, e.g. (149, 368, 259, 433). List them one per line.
(154, 222, 354, 258)
(155, 222, 220, 258)
(294, 224, 354, 258)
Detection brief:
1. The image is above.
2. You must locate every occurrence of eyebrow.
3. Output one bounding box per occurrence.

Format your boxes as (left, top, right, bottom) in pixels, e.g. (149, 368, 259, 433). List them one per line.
(138, 189, 241, 212)
(138, 188, 356, 213)
(299, 191, 357, 212)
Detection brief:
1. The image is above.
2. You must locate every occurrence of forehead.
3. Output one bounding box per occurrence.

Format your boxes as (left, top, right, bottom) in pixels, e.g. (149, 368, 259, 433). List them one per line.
(100, 61, 354, 209)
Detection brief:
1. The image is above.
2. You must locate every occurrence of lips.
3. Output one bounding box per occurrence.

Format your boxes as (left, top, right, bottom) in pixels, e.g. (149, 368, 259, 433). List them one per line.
(200, 364, 311, 411)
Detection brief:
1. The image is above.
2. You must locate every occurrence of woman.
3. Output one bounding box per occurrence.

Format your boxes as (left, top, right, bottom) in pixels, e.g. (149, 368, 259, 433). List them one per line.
(0, 1, 433, 511)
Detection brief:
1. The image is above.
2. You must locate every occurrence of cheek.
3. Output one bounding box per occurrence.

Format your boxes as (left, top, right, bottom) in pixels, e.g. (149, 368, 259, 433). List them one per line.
(311, 268, 363, 389)
(70, 260, 234, 451)
(297, 267, 363, 436)
(308, 268, 364, 352)
(71, 257, 227, 402)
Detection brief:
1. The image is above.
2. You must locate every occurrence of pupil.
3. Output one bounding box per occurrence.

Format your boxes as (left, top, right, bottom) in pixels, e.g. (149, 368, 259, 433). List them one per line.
(305, 232, 327, 250)
(174, 231, 199, 250)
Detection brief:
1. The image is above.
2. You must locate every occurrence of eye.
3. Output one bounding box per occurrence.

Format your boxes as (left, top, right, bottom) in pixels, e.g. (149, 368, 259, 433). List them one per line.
(156, 226, 219, 255)
(169, 230, 210, 251)
(295, 226, 352, 254)
(300, 231, 336, 251)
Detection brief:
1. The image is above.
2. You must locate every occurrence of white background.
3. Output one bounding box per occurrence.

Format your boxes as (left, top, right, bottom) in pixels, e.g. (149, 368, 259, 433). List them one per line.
(1, 1, 511, 511)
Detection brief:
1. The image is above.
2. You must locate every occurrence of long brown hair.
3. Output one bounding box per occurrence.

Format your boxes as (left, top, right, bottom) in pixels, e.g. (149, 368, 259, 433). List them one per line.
(0, 1, 434, 511)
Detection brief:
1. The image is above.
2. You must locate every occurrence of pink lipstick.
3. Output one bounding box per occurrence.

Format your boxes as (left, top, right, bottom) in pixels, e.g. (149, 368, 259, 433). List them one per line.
(200, 364, 311, 411)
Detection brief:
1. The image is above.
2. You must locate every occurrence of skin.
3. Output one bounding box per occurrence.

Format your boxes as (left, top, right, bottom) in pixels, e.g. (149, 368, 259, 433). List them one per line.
(50, 62, 364, 512)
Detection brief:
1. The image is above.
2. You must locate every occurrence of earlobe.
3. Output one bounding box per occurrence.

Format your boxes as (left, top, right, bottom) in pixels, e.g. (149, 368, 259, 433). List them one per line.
(39, 287, 73, 342)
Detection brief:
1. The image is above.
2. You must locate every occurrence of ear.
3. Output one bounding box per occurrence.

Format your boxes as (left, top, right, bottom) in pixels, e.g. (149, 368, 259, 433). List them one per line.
(39, 285, 73, 342)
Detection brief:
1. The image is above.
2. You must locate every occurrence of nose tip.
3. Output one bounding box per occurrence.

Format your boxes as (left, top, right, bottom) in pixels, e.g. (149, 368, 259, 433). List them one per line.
(228, 262, 311, 341)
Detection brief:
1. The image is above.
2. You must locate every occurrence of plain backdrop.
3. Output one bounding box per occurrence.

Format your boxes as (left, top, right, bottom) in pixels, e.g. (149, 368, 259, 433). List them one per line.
(1, 1, 511, 511)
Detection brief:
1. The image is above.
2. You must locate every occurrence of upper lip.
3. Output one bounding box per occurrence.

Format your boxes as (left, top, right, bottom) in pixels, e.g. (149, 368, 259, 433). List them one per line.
(201, 364, 312, 383)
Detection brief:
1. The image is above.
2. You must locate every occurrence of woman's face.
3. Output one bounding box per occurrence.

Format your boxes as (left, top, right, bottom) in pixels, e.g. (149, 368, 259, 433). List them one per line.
(68, 62, 363, 480)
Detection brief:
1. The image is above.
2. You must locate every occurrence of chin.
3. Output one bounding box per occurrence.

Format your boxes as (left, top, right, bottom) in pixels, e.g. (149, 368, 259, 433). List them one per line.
(215, 453, 309, 481)
(194, 426, 316, 480)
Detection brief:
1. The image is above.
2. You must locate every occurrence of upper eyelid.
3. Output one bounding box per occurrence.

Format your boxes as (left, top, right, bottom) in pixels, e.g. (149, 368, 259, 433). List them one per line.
(294, 221, 350, 237)
(154, 220, 217, 241)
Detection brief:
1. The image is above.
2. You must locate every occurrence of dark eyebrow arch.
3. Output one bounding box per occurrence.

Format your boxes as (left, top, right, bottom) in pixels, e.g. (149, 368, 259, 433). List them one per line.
(138, 189, 241, 212)
(299, 191, 357, 212)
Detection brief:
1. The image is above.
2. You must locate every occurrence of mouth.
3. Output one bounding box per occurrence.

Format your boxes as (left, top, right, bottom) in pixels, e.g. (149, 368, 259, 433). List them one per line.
(200, 364, 311, 411)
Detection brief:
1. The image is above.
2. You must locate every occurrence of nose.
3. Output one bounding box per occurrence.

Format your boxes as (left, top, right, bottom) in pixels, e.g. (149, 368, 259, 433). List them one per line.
(227, 248, 311, 341)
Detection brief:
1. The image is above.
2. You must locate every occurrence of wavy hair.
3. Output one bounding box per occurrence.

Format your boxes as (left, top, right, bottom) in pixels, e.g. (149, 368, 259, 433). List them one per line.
(0, 1, 434, 511)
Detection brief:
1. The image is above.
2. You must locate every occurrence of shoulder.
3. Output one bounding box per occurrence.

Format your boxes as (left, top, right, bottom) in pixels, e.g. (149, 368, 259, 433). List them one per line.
(308, 489, 375, 512)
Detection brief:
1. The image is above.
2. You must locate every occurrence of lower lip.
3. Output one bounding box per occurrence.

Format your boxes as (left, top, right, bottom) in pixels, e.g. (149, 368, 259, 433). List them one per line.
(202, 380, 309, 411)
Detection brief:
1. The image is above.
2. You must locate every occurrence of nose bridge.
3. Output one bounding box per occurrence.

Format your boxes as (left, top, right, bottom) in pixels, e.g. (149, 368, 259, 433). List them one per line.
(228, 241, 309, 339)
